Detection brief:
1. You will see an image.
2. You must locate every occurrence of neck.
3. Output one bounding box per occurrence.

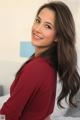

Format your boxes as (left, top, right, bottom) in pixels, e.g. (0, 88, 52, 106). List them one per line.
(35, 47, 49, 57)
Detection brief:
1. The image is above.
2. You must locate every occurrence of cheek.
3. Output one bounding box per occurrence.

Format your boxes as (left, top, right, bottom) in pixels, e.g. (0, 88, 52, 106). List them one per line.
(46, 31, 56, 42)
(32, 25, 34, 32)
(32, 23, 36, 31)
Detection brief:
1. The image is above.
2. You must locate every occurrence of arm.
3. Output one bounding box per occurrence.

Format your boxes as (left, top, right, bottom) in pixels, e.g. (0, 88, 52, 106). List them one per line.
(0, 61, 40, 120)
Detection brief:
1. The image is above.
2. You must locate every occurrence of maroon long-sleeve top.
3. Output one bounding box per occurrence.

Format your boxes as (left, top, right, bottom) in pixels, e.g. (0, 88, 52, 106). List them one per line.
(0, 55, 57, 120)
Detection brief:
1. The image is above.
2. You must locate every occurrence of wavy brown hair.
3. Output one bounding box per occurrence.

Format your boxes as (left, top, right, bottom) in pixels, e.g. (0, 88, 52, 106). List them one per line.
(36, 1, 80, 108)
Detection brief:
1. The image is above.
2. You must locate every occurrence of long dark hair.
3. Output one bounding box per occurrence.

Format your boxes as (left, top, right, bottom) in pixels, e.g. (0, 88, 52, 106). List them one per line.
(36, 1, 80, 108)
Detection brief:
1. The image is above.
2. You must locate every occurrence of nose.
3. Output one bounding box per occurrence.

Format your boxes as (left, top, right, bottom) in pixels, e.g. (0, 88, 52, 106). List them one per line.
(35, 24, 42, 33)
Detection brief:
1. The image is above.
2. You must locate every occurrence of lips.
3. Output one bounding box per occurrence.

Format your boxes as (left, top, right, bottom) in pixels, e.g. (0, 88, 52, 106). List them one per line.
(32, 32, 43, 40)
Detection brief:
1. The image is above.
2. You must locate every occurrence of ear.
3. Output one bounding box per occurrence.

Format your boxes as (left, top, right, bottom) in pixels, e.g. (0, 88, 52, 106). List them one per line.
(54, 39, 58, 42)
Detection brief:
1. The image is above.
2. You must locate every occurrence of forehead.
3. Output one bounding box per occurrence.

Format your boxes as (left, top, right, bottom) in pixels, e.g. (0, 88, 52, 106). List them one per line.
(38, 8, 56, 22)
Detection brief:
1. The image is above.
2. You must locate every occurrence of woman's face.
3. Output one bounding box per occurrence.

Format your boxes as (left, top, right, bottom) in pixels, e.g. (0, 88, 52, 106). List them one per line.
(32, 8, 57, 50)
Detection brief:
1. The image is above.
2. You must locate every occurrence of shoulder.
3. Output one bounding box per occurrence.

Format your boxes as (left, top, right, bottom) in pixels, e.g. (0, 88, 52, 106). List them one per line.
(19, 56, 57, 88)
(23, 57, 56, 76)
(27, 57, 53, 70)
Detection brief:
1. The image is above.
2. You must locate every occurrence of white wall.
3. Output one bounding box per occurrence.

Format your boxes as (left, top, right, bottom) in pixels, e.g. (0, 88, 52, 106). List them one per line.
(0, 0, 47, 62)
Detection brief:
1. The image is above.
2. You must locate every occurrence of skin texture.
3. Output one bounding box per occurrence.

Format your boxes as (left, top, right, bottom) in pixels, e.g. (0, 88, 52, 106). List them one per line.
(32, 8, 57, 56)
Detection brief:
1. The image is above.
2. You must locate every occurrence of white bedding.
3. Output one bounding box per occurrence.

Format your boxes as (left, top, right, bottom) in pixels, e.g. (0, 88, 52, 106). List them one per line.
(0, 94, 10, 109)
(53, 116, 80, 120)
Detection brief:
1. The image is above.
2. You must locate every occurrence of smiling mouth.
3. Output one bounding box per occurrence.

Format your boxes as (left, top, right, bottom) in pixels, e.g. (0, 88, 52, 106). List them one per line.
(32, 33, 43, 40)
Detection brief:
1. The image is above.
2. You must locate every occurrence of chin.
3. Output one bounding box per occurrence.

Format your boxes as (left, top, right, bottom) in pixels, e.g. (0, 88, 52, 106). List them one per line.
(32, 40, 41, 47)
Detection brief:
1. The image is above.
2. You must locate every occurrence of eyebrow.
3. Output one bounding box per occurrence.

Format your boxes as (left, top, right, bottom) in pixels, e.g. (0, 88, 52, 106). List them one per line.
(36, 15, 55, 28)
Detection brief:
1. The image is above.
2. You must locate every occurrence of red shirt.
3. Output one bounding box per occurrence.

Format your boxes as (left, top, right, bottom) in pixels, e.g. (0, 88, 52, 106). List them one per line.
(0, 56, 57, 120)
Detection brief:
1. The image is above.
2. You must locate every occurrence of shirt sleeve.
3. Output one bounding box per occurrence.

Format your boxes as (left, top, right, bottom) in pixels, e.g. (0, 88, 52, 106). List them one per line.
(0, 60, 43, 120)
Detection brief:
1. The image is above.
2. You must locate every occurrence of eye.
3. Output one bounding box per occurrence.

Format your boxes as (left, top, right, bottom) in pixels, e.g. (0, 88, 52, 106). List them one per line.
(35, 18, 40, 23)
(45, 24, 52, 29)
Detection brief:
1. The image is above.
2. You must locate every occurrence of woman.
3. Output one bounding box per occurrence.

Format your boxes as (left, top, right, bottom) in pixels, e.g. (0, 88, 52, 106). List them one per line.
(0, 1, 80, 120)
